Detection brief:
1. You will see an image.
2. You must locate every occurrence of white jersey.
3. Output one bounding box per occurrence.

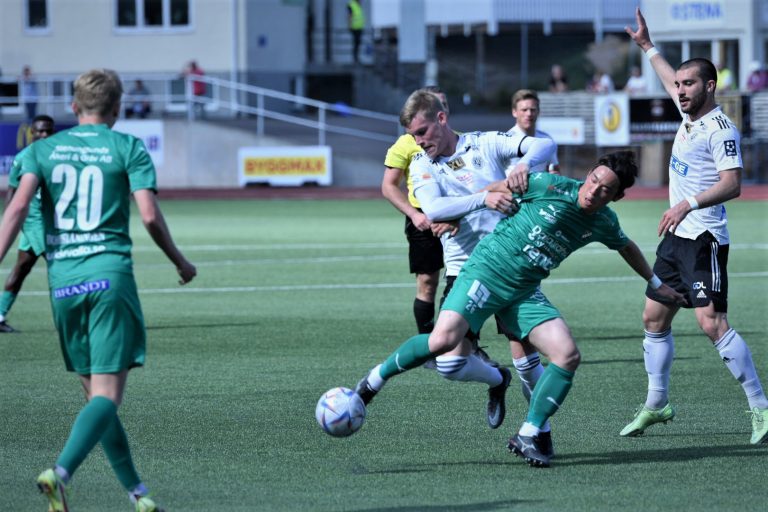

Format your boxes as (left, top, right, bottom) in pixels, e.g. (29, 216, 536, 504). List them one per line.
(411, 130, 554, 275)
(670, 106, 742, 244)
(507, 125, 559, 173)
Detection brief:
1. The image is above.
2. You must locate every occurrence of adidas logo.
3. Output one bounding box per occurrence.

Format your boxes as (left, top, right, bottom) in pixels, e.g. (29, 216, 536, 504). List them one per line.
(696, 290, 707, 299)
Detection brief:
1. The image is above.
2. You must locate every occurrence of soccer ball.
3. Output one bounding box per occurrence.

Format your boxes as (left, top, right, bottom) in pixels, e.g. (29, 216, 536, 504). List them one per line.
(315, 387, 366, 437)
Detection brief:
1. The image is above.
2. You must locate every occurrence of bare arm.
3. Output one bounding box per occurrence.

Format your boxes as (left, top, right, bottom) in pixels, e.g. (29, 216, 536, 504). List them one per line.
(381, 166, 431, 231)
(0, 174, 37, 264)
(133, 189, 197, 284)
(626, 7, 678, 102)
(657, 169, 741, 236)
(618, 240, 685, 304)
(4, 186, 15, 206)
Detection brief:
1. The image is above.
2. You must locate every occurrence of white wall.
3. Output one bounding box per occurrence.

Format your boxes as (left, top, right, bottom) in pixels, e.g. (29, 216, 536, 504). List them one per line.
(0, 0, 235, 75)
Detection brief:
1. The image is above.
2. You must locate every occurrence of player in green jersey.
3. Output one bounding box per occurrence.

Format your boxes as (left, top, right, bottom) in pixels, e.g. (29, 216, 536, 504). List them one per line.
(355, 151, 685, 468)
(0, 69, 196, 511)
(0, 115, 55, 332)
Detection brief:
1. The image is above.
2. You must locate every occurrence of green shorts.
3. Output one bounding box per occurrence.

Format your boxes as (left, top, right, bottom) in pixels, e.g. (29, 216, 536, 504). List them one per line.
(19, 225, 45, 257)
(441, 273, 561, 340)
(50, 272, 146, 375)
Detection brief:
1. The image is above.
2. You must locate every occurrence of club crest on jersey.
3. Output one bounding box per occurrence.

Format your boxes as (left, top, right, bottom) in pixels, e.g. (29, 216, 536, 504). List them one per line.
(724, 140, 737, 157)
(670, 155, 689, 176)
(446, 157, 466, 170)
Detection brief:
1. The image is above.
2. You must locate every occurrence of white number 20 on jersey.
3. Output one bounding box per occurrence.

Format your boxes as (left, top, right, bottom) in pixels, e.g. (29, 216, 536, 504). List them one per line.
(51, 163, 104, 231)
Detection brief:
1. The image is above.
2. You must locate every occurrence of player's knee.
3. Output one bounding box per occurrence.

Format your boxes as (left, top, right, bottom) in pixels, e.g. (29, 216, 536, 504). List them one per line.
(429, 329, 461, 353)
(550, 345, 580, 372)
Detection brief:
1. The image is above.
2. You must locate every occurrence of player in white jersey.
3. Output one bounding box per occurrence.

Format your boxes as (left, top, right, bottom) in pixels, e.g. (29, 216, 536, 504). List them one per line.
(507, 89, 560, 174)
(622, 8, 768, 445)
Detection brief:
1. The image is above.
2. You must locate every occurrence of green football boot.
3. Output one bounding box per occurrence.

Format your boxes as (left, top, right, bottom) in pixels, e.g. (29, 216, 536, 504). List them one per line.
(620, 403, 675, 437)
(749, 407, 768, 445)
(36, 469, 69, 512)
(134, 495, 165, 512)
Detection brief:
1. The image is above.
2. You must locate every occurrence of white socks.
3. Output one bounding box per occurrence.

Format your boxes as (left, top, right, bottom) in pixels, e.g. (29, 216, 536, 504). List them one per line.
(513, 353, 550, 432)
(643, 329, 675, 409)
(368, 364, 385, 391)
(435, 354, 502, 386)
(715, 328, 768, 409)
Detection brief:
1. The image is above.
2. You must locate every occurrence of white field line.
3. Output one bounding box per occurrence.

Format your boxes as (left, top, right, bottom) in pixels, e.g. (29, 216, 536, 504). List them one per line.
(130, 242, 768, 253)
(18, 271, 768, 297)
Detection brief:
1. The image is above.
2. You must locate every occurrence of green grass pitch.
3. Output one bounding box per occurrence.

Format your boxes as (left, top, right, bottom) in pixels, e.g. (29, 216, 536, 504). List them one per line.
(0, 198, 766, 511)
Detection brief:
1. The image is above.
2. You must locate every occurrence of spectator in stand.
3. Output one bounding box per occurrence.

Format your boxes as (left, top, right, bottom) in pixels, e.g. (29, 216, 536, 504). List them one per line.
(716, 61, 735, 91)
(20, 66, 39, 121)
(591, 69, 615, 93)
(125, 80, 151, 119)
(624, 65, 648, 95)
(183, 60, 206, 118)
(548, 64, 569, 93)
(347, 0, 366, 64)
(746, 61, 768, 93)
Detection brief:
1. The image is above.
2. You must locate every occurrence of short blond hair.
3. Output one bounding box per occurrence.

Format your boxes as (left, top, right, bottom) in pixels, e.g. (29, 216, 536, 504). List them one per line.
(73, 69, 123, 116)
(511, 89, 539, 109)
(399, 89, 445, 128)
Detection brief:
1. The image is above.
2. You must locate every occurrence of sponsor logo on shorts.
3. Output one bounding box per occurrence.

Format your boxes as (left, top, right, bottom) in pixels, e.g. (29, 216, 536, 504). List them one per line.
(465, 280, 490, 313)
(696, 290, 707, 299)
(53, 279, 110, 300)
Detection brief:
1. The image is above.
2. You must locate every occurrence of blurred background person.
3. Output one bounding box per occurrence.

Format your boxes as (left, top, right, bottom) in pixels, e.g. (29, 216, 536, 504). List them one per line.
(716, 60, 735, 91)
(20, 65, 38, 120)
(624, 65, 648, 95)
(347, 0, 365, 64)
(747, 61, 768, 93)
(126, 79, 151, 119)
(548, 64, 568, 93)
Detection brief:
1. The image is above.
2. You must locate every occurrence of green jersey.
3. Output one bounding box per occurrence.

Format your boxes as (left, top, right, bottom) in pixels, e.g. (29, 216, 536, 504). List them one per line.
(19, 124, 156, 286)
(465, 172, 629, 290)
(9, 145, 44, 233)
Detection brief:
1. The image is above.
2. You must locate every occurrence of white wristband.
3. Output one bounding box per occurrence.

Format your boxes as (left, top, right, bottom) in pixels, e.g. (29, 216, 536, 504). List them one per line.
(648, 274, 662, 290)
(645, 47, 660, 59)
(685, 196, 699, 210)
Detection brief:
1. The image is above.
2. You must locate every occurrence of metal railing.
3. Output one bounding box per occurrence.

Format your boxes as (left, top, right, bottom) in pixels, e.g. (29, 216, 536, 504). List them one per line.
(0, 73, 402, 146)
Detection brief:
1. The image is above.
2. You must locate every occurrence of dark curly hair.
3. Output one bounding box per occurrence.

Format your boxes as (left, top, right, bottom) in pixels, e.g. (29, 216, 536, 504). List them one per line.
(591, 151, 638, 201)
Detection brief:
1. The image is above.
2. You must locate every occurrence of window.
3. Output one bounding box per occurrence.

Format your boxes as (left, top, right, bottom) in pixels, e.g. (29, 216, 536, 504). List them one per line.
(25, 0, 49, 31)
(116, 0, 190, 30)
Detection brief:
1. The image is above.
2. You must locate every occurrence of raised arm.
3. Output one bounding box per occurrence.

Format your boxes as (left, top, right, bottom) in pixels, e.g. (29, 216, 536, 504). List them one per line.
(133, 189, 197, 285)
(625, 7, 678, 103)
(617, 240, 685, 304)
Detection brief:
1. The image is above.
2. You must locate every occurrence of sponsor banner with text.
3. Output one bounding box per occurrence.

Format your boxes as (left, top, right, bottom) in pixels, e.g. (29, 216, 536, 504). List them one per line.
(238, 146, 332, 186)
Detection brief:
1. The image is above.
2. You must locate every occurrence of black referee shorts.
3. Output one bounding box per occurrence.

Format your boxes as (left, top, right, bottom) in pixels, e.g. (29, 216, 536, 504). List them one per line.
(646, 231, 729, 312)
(405, 212, 443, 275)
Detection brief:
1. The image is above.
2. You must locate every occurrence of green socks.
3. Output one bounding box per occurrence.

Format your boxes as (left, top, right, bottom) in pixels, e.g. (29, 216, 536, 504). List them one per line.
(379, 334, 434, 380)
(101, 415, 141, 491)
(0, 291, 17, 316)
(526, 363, 575, 428)
(56, 396, 118, 475)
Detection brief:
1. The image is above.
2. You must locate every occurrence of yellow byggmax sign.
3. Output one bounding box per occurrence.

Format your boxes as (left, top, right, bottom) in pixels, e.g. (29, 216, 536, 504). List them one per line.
(243, 155, 327, 176)
(238, 146, 333, 186)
